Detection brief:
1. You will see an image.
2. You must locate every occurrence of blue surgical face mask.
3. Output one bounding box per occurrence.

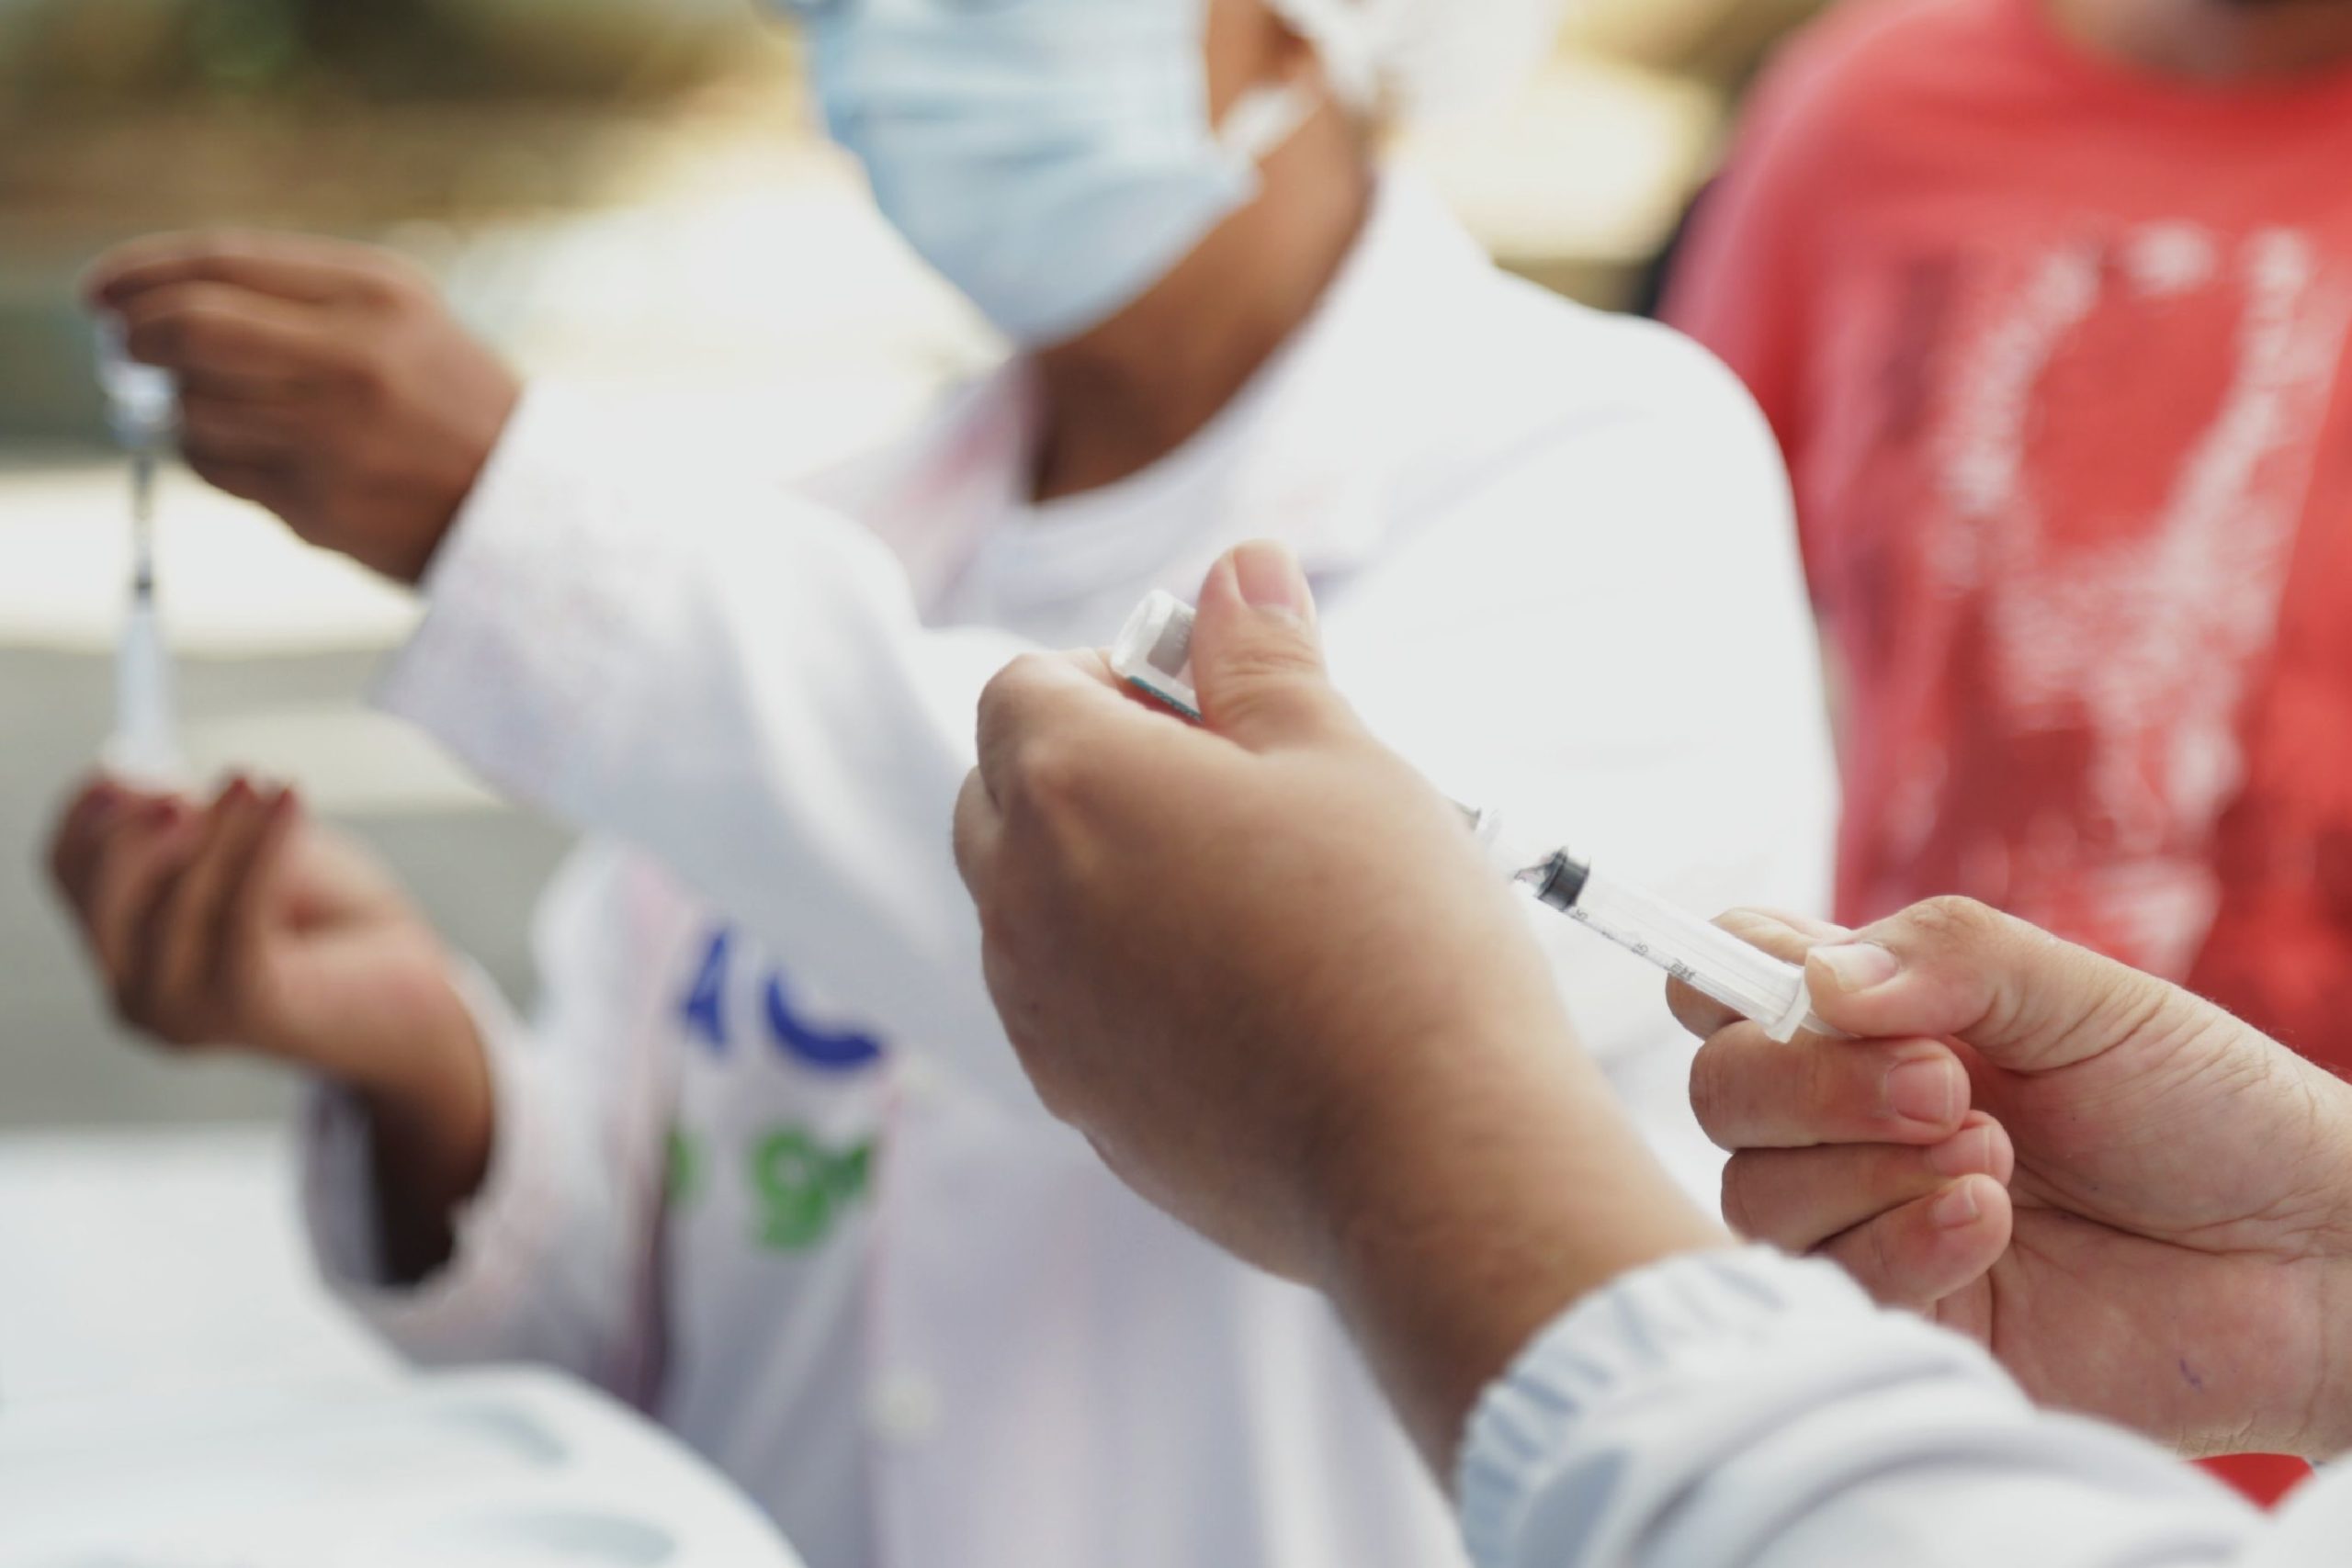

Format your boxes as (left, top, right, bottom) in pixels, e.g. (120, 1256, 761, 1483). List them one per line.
(775, 0, 1317, 347)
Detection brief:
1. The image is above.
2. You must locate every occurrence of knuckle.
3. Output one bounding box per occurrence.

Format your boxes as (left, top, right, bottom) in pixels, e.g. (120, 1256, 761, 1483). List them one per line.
(1687, 1043, 1733, 1141)
(333, 347, 394, 405)
(1215, 641, 1320, 688)
(380, 261, 436, 310)
(1202, 682, 1309, 741)
(1801, 1038, 1854, 1126)
(354, 250, 427, 305)
(1860, 1214, 1897, 1290)
(1007, 736, 1090, 819)
(979, 653, 1049, 716)
(1905, 895, 2000, 949)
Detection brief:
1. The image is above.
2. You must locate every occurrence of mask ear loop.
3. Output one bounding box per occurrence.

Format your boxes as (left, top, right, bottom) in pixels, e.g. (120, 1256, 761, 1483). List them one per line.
(1215, 72, 1325, 164)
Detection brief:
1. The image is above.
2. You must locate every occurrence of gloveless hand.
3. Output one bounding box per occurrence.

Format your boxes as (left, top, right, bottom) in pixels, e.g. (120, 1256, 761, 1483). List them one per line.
(85, 231, 521, 584)
(954, 542, 1724, 1462)
(1679, 900, 2352, 1461)
(47, 774, 481, 1098)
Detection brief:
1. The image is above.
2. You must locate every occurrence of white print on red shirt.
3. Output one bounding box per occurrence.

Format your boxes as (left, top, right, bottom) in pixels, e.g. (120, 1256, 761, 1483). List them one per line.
(1883, 224, 2351, 977)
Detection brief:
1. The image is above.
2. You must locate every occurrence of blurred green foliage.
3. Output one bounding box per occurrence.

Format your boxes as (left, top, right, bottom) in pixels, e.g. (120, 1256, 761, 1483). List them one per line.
(0, 0, 764, 107)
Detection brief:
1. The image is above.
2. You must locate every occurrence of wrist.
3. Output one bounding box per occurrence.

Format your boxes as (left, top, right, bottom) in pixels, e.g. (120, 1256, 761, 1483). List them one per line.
(296, 955, 492, 1187)
(356, 971, 495, 1283)
(372, 369, 521, 589)
(1306, 1019, 1728, 1468)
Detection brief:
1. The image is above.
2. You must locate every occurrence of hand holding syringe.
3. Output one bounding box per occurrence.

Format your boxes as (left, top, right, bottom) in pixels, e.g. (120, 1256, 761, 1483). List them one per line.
(1110, 591, 1838, 1043)
(94, 317, 185, 785)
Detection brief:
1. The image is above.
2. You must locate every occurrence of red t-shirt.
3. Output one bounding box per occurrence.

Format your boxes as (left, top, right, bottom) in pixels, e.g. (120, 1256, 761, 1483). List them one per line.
(1668, 0, 2352, 1505)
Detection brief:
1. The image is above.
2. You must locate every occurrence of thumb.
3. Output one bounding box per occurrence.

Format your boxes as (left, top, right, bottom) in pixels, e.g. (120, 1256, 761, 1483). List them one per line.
(1802, 896, 2222, 1074)
(1190, 541, 1351, 750)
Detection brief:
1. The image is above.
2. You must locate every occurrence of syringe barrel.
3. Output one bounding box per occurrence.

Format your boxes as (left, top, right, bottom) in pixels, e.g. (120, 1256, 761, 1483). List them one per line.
(1539, 857, 1826, 1043)
(1103, 589, 1834, 1042)
(106, 596, 183, 786)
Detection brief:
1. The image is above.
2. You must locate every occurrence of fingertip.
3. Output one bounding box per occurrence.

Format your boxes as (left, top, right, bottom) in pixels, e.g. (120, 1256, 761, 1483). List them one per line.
(1810, 940, 1903, 998)
(1825, 1175, 2009, 1312)
(1930, 1173, 1984, 1230)
(1923, 1112, 2013, 1183)
(83, 777, 125, 818)
(1227, 539, 1315, 623)
(1717, 908, 1843, 968)
(81, 257, 128, 310)
(1724, 907, 1851, 942)
(254, 783, 300, 838)
(1883, 1044, 1969, 1135)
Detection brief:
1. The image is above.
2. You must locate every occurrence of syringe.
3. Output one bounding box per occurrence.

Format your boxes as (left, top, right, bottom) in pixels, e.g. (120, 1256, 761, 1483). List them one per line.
(94, 318, 185, 784)
(1110, 591, 1836, 1043)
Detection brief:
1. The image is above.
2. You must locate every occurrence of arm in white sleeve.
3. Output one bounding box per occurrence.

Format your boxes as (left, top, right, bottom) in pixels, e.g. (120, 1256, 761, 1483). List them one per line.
(1457, 1247, 2293, 1568)
(301, 846, 673, 1399)
(375, 389, 1033, 1104)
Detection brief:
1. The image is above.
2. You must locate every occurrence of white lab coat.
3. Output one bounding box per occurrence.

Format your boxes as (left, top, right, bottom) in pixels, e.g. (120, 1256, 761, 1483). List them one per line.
(306, 176, 1837, 1568)
(1461, 1247, 2334, 1568)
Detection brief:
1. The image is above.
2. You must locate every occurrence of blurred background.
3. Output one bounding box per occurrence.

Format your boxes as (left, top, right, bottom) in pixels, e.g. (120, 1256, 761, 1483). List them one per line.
(0, 0, 1824, 1411)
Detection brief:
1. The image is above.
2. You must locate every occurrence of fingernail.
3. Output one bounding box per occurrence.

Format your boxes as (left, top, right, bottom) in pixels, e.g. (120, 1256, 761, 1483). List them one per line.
(1932, 1179, 1982, 1229)
(1928, 1122, 1996, 1179)
(1814, 942, 1901, 994)
(1230, 541, 1313, 622)
(1885, 1056, 1960, 1126)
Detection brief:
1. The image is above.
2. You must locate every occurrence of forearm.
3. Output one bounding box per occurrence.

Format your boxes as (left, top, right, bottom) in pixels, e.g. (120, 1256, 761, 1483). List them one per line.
(378, 389, 1033, 1099)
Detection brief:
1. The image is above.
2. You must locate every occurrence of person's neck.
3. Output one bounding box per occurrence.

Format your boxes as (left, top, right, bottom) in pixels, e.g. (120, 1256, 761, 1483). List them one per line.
(2046, 0, 2352, 81)
(1026, 117, 1375, 505)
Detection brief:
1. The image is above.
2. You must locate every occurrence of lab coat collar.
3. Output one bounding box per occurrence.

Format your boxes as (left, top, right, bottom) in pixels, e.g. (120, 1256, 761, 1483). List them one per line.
(1212, 170, 1521, 574)
(813, 171, 1544, 600)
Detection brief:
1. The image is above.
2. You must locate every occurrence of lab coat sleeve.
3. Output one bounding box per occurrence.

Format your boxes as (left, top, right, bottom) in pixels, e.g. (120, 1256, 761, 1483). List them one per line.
(374, 388, 1034, 1105)
(1455, 1247, 2295, 1568)
(1320, 322, 1838, 1199)
(301, 848, 673, 1394)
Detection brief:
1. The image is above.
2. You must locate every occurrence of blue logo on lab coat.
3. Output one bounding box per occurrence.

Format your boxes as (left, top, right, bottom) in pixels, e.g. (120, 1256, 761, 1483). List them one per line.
(679, 927, 885, 1073)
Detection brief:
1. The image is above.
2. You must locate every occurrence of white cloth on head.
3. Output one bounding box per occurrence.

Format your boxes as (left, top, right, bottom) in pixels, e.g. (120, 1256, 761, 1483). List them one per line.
(1268, 0, 1574, 116)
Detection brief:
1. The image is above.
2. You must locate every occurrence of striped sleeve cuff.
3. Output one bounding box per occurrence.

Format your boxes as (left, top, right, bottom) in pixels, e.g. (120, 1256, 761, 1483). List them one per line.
(1457, 1247, 1917, 1568)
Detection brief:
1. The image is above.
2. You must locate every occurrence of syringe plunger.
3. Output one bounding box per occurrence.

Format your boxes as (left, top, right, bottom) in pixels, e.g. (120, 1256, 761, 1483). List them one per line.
(95, 317, 176, 448)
